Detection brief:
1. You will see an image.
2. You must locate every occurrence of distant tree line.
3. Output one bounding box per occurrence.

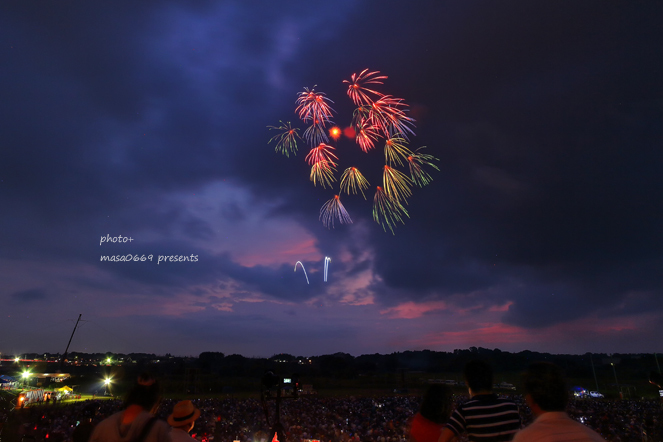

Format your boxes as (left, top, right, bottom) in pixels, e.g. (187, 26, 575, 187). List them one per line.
(4, 348, 660, 398)
(7, 348, 660, 387)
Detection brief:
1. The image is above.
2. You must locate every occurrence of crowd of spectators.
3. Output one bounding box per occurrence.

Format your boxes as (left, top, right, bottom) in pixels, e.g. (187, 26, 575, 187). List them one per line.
(565, 398, 661, 441)
(1, 394, 660, 442)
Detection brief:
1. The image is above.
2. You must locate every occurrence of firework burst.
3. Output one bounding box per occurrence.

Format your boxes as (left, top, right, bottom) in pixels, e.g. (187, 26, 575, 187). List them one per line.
(383, 165, 412, 203)
(353, 117, 379, 152)
(268, 69, 436, 232)
(296, 87, 334, 125)
(310, 160, 337, 188)
(329, 126, 341, 141)
(320, 195, 353, 228)
(369, 96, 415, 139)
(384, 136, 413, 167)
(407, 147, 440, 187)
(340, 167, 370, 199)
(343, 69, 387, 106)
(268, 121, 301, 157)
(303, 120, 329, 145)
(305, 143, 338, 166)
(373, 186, 409, 234)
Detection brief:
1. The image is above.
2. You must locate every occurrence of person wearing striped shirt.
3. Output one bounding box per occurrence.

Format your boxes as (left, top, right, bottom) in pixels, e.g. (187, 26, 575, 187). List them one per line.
(439, 360, 521, 442)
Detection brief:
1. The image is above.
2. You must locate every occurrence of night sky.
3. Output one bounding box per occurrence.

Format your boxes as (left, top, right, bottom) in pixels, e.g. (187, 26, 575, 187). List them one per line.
(1, 1, 661, 357)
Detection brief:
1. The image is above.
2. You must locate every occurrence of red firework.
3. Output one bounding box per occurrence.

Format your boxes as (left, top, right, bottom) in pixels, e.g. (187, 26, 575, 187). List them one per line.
(343, 69, 388, 106)
(305, 143, 338, 166)
(268, 69, 437, 233)
(295, 87, 334, 125)
(354, 118, 380, 153)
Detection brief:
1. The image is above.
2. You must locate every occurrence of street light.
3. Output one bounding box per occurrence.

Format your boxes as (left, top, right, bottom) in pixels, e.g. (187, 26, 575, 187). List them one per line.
(104, 377, 112, 396)
(21, 371, 30, 388)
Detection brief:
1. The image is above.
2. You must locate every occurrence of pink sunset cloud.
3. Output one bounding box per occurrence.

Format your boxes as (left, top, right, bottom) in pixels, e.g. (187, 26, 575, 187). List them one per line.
(380, 301, 450, 319)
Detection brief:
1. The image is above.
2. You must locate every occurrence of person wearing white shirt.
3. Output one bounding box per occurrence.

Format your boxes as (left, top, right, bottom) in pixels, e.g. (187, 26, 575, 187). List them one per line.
(513, 362, 605, 442)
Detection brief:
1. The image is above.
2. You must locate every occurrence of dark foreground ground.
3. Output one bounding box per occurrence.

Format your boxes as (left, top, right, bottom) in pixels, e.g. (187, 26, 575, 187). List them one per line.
(1, 393, 661, 442)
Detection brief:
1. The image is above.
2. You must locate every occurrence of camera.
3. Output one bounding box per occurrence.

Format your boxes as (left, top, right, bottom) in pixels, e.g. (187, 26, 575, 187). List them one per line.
(261, 371, 299, 398)
(260, 371, 301, 442)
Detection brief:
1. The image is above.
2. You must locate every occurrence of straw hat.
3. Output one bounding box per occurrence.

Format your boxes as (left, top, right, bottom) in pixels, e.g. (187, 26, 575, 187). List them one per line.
(167, 400, 201, 427)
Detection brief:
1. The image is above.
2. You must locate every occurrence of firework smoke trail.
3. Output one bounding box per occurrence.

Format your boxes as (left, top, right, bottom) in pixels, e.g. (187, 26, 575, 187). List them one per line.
(324, 256, 331, 282)
(320, 195, 352, 228)
(294, 261, 309, 284)
(340, 167, 370, 199)
(407, 147, 440, 187)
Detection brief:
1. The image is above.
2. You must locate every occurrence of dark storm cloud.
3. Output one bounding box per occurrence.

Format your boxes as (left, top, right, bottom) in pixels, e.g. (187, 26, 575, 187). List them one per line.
(11, 288, 48, 304)
(0, 2, 289, 209)
(319, 1, 663, 328)
(0, 0, 351, 257)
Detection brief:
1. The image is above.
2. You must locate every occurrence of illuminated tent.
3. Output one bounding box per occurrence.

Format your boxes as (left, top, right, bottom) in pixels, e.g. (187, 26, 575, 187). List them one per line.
(56, 385, 73, 393)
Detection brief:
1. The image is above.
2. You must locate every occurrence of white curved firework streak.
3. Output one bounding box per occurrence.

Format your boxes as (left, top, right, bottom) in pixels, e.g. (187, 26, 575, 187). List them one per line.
(324, 256, 331, 282)
(294, 261, 310, 284)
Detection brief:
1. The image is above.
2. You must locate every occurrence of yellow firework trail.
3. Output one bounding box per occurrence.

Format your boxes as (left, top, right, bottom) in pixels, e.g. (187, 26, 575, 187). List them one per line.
(310, 160, 337, 189)
(384, 136, 413, 167)
(383, 165, 412, 203)
(340, 167, 370, 199)
(407, 146, 440, 187)
(373, 186, 409, 234)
